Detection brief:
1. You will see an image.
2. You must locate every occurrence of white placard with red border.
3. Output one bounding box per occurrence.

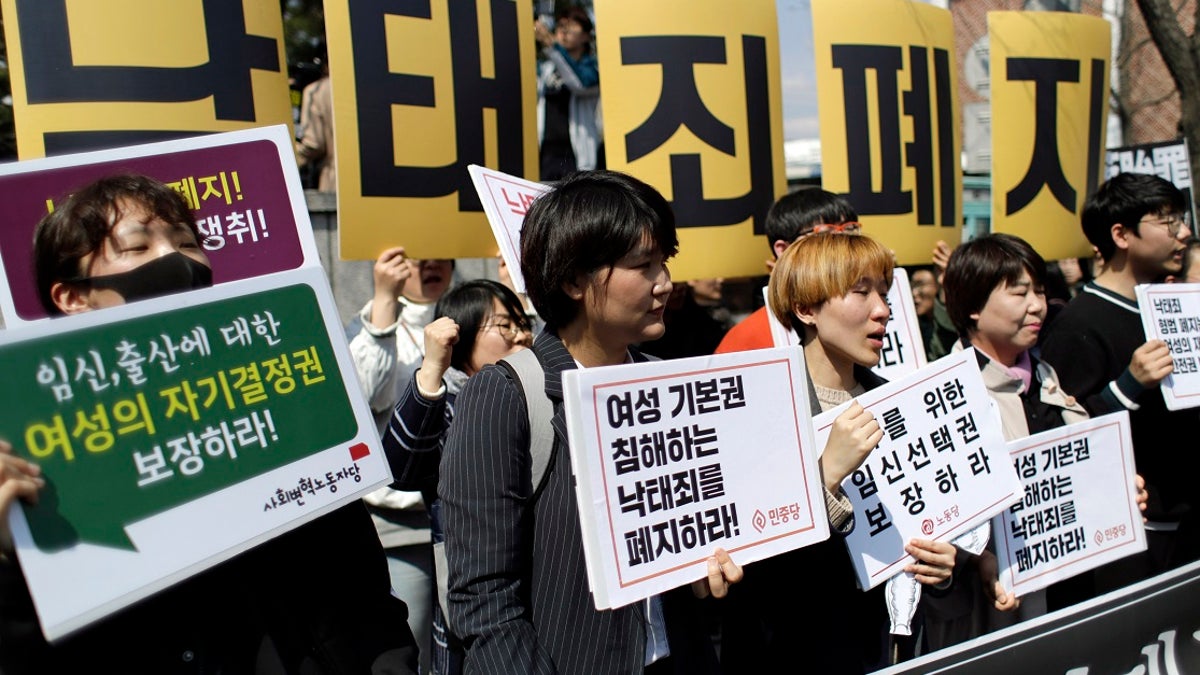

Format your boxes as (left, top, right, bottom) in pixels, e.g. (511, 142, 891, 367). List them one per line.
(562, 347, 828, 609)
(874, 269, 926, 381)
(993, 412, 1147, 597)
(1135, 283, 1200, 410)
(813, 348, 1021, 589)
(467, 165, 551, 294)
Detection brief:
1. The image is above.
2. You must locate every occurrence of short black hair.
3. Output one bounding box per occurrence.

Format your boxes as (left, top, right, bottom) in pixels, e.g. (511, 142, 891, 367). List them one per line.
(33, 173, 199, 315)
(1082, 172, 1186, 261)
(435, 279, 531, 372)
(907, 264, 937, 280)
(943, 233, 1047, 338)
(556, 5, 593, 35)
(520, 170, 677, 331)
(765, 188, 857, 256)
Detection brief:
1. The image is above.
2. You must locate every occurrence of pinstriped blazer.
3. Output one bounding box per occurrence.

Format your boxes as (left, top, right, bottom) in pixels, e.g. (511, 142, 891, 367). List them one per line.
(440, 331, 719, 675)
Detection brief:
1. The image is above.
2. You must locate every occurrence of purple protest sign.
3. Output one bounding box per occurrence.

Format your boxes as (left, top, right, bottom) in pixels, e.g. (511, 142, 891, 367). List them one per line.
(0, 127, 313, 325)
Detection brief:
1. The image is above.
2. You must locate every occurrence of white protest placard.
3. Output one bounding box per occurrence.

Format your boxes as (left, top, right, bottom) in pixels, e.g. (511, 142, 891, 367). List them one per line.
(763, 286, 798, 349)
(813, 348, 1022, 589)
(467, 164, 551, 294)
(1135, 283, 1200, 410)
(763, 269, 926, 380)
(875, 269, 926, 381)
(563, 347, 828, 609)
(6, 267, 392, 641)
(993, 412, 1146, 597)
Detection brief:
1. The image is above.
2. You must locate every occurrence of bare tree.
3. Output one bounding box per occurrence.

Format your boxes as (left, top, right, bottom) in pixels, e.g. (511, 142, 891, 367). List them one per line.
(1113, 0, 1182, 143)
(1134, 0, 1200, 191)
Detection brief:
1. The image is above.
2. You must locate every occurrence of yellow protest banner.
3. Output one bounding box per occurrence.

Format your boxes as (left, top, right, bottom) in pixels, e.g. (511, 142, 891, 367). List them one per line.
(595, 0, 786, 281)
(990, 12, 1110, 260)
(326, 0, 539, 260)
(0, 0, 292, 159)
(813, 0, 961, 265)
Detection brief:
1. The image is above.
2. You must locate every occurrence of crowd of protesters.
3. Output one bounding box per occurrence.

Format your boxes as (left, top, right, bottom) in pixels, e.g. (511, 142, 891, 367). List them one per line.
(0, 163, 1189, 674)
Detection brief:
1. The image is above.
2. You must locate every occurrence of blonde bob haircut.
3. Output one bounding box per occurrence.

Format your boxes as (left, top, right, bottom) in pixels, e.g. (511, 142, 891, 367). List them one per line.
(768, 232, 894, 332)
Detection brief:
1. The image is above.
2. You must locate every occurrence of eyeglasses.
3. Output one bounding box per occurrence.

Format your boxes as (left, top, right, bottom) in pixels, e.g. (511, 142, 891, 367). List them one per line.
(1140, 215, 1189, 239)
(809, 221, 863, 236)
(482, 319, 529, 343)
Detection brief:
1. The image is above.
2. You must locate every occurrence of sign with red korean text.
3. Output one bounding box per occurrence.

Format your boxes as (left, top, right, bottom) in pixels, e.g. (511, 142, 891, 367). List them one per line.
(1135, 283, 1200, 410)
(467, 165, 550, 294)
(562, 347, 827, 609)
(325, 0, 539, 260)
(993, 412, 1146, 598)
(764, 269, 926, 380)
(6, 268, 391, 641)
(813, 348, 1021, 589)
(0, 126, 320, 327)
(812, 0, 962, 265)
(874, 270, 925, 381)
(0, 0, 292, 159)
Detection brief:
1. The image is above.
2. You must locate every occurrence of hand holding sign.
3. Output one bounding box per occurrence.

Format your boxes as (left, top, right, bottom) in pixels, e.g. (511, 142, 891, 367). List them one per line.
(0, 439, 44, 531)
(977, 549, 1019, 612)
(1129, 339, 1173, 388)
(1134, 284, 1200, 409)
(370, 246, 412, 328)
(903, 538, 955, 586)
(689, 547, 744, 599)
(821, 401, 883, 492)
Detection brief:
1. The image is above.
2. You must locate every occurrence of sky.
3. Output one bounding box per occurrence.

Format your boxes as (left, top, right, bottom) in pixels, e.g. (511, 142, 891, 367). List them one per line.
(776, 0, 819, 141)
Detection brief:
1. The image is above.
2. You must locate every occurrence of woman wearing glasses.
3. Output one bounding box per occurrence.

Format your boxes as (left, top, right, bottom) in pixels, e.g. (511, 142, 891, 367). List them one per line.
(381, 279, 533, 675)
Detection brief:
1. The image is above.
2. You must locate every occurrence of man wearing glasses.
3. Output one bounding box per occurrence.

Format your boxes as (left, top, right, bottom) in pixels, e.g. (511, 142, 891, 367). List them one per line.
(715, 188, 860, 354)
(1041, 172, 1199, 598)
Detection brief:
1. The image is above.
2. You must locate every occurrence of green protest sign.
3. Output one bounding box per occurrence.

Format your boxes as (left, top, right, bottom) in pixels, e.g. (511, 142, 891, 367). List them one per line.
(1, 282, 357, 552)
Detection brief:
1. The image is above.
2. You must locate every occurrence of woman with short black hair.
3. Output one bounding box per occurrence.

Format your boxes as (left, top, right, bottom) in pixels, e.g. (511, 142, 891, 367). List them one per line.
(441, 171, 740, 674)
(381, 279, 533, 675)
(932, 233, 1147, 648)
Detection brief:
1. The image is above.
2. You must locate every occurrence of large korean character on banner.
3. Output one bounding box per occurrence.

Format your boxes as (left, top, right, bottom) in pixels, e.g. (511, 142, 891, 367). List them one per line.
(326, 0, 539, 260)
(0, 0, 292, 158)
(812, 0, 961, 265)
(594, 0, 786, 281)
(990, 12, 1110, 261)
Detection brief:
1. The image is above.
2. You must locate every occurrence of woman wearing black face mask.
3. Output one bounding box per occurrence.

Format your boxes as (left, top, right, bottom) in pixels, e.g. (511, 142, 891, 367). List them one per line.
(34, 173, 214, 315)
(0, 173, 421, 674)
